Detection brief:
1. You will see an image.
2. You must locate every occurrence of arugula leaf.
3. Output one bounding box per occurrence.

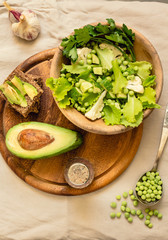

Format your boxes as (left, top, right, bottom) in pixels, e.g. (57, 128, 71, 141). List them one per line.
(112, 59, 127, 94)
(103, 102, 121, 125)
(122, 95, 143, 123)
(74, 28, 91, 45)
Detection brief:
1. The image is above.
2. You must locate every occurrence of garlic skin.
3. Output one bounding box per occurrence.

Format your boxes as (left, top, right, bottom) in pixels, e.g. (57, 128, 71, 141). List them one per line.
(11, 10, 40, 41)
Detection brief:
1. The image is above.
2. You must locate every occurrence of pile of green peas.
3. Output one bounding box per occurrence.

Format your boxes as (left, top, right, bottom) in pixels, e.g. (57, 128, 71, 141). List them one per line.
(135, 171, 163, 203)
(110, 189, 163, 228)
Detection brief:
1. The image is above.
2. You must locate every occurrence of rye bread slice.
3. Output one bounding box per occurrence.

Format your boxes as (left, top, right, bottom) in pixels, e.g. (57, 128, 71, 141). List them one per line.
(0, 69, 43, 118)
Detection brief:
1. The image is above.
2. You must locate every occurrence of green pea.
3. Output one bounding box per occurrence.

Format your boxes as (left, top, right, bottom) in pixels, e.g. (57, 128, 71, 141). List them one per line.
(117, 59, 122, 65)
(87, 65, 92, 71)
(128, 217, 133, 223)
(123, 192, 128, 198)
(135, 187, 139, 191)
(153, 210, 159, 216)
(129, 91, 134, 96)
(88, 88, 93, 93)
(127, 75, 135, 80)
(106, 76, 111, 81)
(158, 213, 162, 219)
(79, 60, 84, 66)
(91, 49, 96, 54)
(61, 73, 66, 77)
(129, 190, 133, 195)
(68, 77, 73, 82)
(146, 194, 151, 199)
(133, 200, 138, 207)
(121, 206, 126, 212)
(87, 53, 92, 59)
(101, 112, 105, 117)
(131, 209, 136, 216)
(116, 195, 121, 200)
(145, 208, 150, 213)
(123, 60, 128, 66)
(81, 107, 86, 113)
(121, 201, 127, 207)
(146, 215, 151, 220)
(77, 106, 81, 111)
(133, 66, 138, 71)
(148, 223, 153, 228)
(139, 214, 144, 219)
(110, 212, 116, 219)
(141, 195, 146, 200)
(137, 182, 141, 187)
(110, 202, 117, 209)
(84, 102, 89, 107)
(130, 195, 136, 200)
(123, 72, 128, 77)
(145, 220, 150, 226)
(87, 59, 92, 65)
(150, 193, 155, 199)
(66, 73, 71, 78)
(116, 212, 121, 218)
(125, 212, 130, 219)
(136, 210, 142, 216)
(146, 198, 152, 202)
(74, 103, 78, 108)
(158, 180, 163, 185)
(149, 210, 154, 216)
(126, 207, 131, 213)
(139, 186, 144, 191)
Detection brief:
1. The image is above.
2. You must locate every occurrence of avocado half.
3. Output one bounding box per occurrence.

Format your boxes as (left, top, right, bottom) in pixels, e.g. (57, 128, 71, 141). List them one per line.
(5, 122, 83, 159)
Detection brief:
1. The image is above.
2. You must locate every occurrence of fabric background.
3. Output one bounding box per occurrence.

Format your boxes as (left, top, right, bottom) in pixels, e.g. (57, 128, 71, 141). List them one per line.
(0, 0, 168, 239)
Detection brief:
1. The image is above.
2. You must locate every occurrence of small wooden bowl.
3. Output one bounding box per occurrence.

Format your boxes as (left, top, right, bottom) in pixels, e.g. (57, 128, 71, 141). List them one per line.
(50, 22, 163, 135)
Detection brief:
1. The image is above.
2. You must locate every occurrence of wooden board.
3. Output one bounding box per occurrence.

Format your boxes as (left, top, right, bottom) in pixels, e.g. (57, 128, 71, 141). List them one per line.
(0, 48, 143, 195)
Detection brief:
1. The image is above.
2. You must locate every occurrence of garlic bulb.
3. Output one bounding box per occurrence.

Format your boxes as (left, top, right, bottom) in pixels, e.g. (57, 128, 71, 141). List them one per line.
(4, 1, 40, 41)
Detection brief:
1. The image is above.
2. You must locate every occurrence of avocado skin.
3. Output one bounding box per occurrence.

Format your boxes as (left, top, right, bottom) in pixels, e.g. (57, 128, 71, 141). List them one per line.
(5, 122, 83, 160)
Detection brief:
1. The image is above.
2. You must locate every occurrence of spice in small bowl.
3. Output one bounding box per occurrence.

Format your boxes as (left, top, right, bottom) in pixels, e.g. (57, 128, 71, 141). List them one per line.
(64, 157, 94, 189)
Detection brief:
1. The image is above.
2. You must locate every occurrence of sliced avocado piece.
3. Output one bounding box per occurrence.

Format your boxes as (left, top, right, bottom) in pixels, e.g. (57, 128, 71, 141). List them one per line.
(5, 122, 83, 159)
(117, 93, 127, 99)
(80, 81, 92, 93)
(4, 82, 27, 107)
(11, 76, 26, 96)
(23, 82, 38, 100)
(92, 54, 100, 64)
(93, 67, 103, 75)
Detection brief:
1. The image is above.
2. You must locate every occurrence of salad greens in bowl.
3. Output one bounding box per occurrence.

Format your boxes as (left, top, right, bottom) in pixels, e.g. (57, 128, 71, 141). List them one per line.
(48, 19, 163, 135)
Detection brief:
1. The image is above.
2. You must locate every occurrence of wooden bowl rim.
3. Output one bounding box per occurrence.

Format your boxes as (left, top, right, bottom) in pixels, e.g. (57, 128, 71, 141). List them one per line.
(50, 22, 163, 135)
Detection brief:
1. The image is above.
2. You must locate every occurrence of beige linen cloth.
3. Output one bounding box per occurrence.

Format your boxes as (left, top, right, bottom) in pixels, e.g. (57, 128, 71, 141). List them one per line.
(0, 0, 168, 239)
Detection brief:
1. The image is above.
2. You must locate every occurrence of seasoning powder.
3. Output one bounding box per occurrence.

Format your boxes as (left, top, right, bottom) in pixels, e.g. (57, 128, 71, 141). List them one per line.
(67, 163, 90, 185)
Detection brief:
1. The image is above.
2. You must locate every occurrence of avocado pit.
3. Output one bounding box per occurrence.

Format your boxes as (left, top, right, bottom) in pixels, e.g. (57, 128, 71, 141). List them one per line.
(17, 129, 54, 150)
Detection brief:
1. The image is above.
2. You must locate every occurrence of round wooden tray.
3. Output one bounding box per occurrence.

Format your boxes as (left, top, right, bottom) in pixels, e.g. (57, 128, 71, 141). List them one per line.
(0, 48, 143, 195)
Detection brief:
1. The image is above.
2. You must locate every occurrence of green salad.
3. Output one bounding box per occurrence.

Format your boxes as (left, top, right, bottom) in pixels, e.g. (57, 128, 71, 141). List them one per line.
(46, 19, 160, 127)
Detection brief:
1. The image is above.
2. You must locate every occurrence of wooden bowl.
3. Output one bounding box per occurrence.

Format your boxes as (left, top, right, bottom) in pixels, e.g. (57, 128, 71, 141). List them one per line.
(50, 22, 163, 135)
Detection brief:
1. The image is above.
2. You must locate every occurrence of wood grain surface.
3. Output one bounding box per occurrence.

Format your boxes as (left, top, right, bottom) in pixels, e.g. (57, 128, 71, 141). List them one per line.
(0, 48, 143, 195)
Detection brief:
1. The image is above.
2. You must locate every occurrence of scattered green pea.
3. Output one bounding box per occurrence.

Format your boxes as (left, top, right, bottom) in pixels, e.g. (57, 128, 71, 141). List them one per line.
(121, 206, 126, 212)
(133, 200, 138, 207)
(116, 212, 121, 218)
(128, 217, 133, 223)
(153, 210, 159, 216)
(116, 195, 121, 200)
(145, 220, 150, 226)
(87, 53, 92, 59)
(126, 207, 131, 213)
(130, 195, 136, 200)
(110, 212, 116, 219)
(79, 59, 84, 66)
(146, 215, 151, 220)
(139, 214, 144, 219)
(129, 190, 133, 195)
(136, 210, 142, 216)
(123, 192, 128, 198)
(111, 202, 117, 209)
(158, 213, 162, 219)
(121, 201, 127, 207)
(129, 90, 134, 96)
(149, 210, 154, 216)
(125, 212, 130, 219)
(87, 59, 92, 65)
(131, 209, 136, 216)
(148, 223, 153, 228)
